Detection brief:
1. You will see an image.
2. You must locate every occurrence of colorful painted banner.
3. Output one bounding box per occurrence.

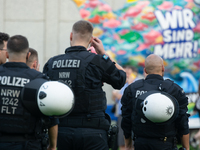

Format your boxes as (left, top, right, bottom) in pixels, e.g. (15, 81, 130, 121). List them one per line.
(73, 0, 200, 127)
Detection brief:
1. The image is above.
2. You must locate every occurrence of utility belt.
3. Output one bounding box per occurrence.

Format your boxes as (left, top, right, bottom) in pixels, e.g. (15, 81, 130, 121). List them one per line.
(0, 133, 36, 142)
(136, 136, 177, 144)
(59, 117, 110, 131)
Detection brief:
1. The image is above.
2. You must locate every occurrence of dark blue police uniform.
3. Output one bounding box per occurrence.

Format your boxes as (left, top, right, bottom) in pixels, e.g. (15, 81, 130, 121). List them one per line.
(0, 62, 58, 150)
(121, 74, 189, 150)
(43, 46, 126, 150)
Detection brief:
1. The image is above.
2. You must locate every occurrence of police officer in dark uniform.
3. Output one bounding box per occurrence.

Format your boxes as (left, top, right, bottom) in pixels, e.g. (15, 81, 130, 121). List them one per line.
(121, 54, 189, 150)
(43, 20, 126, 150)
(0, 35, 58, 150)
(26, 48, 39, 71)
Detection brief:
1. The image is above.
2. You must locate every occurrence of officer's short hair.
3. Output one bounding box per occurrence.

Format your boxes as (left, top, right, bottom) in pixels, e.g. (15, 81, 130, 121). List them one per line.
(7, 35, 29, 53)
(0, 32, 9, 49)
(72, 20, 93, 36)
(27, 48, 38, 65)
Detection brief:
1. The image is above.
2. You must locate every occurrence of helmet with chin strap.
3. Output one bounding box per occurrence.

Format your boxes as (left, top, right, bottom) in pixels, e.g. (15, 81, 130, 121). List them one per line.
(21, 78, 75, 118)
(135, 90, 179, 124)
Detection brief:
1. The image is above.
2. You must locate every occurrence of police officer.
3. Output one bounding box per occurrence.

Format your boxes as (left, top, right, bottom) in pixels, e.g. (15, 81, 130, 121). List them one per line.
(0, 32, 9, 65)
(121, 54, 189, 150)
(0, 35, 58, 150)
(26, 48, 40, 71)
(43, 20, 126, 150)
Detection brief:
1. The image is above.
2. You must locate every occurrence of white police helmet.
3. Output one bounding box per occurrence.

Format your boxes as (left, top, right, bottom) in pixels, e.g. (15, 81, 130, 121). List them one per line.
(21, 78, 75, 118)
(135, 90, 179, 124)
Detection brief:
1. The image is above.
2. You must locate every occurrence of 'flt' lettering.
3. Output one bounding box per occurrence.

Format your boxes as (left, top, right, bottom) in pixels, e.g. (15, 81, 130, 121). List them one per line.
(1, 106, 17, 114)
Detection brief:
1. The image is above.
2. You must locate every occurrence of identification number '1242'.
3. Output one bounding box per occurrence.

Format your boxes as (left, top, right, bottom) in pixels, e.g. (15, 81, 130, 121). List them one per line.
(2, 97, 18, 106)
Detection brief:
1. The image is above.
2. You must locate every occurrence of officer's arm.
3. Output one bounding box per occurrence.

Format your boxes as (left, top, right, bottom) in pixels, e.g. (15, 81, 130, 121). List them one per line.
(121, 87, 133, 140)
(47, 125, 58, 150)
(122, 88, 133, 150)
(91, 37, 125, 72)
(124, 137, 133, 150)
(173, 86, 189, 150)
(181, 133, 189, 150)
(107, 54, 125, 71)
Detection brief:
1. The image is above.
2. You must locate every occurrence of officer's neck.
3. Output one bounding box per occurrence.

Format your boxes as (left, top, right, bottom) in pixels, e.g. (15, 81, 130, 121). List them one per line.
(7, 52, 28, 63)
(71, 42, 88, 49)
(8, 58, 26, 63)
(149, 72, 163, 77)
(8, 56, 27, 63)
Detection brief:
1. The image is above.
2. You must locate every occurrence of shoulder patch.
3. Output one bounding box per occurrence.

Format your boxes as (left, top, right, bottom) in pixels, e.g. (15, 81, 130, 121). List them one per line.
(102, 54, 109, 61)
(181, 89, 185, 94)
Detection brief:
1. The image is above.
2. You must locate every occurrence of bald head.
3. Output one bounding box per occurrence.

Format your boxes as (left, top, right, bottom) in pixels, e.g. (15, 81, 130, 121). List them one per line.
(144, 54, 164, 76)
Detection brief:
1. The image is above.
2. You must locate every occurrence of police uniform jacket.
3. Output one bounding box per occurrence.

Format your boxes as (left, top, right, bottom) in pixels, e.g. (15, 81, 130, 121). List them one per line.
(0, 62, 59, 136)
(121, 74, 189, 139)
(43, 46, 126, 130)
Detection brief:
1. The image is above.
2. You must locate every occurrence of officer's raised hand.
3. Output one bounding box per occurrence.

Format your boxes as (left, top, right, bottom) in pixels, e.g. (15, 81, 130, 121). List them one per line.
(91, 37, 125, 72)
(91, 37, 106, 55)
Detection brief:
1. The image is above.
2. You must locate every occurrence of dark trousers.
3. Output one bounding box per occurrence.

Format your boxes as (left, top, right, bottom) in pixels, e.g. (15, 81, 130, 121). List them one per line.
(134, 137, 177, 150)
(57, 127, 109, 150)
(0, 140, 43, 150)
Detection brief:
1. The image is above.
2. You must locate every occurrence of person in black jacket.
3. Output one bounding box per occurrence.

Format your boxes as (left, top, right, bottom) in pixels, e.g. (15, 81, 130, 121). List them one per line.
(43, 20, 126, 150)
(0, 35, 58, 150)
(121, 54, 189, 150)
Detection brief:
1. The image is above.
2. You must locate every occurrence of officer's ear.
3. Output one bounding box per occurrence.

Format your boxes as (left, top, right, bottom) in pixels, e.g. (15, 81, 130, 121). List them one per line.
(87, 36, 93, 48)
(89, 36, 93, 43)
(26, 52, 31, 60)
(6, 51, 9, 59)
(144, 68, 148, 75)
(70, 32, 73, 41)
(162, 65, 165, 72)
